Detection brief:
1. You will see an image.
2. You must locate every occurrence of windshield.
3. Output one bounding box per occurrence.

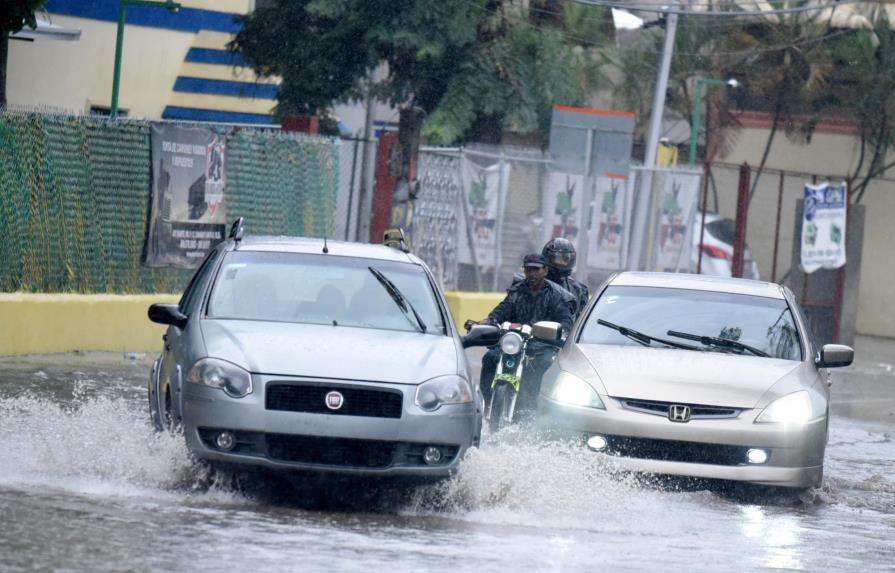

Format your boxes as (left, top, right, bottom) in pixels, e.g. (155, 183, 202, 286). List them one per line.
(579, 286, 802, 360)
(206, 251, 445, 335)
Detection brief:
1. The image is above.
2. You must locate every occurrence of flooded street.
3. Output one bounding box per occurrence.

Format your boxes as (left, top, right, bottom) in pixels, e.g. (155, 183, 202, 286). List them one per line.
(2, 344, 894, 572)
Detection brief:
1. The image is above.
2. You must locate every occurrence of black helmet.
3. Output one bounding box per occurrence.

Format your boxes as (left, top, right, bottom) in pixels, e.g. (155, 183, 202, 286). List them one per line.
(542, 237, 576, 275)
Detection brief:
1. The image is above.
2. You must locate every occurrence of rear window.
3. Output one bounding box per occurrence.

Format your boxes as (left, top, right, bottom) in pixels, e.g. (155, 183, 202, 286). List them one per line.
(706, 219, 735, 244)
(206, 251, 446, 335)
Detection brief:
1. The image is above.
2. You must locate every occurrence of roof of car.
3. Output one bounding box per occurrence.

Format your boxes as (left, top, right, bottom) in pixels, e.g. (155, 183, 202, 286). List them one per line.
(232, 235, 420, 264)
(610, 272, 786, 299)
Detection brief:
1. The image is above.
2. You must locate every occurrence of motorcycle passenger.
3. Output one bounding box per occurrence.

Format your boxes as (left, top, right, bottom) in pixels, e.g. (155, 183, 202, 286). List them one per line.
(542, 237, 589, 319)
(479, 254, 573, 409)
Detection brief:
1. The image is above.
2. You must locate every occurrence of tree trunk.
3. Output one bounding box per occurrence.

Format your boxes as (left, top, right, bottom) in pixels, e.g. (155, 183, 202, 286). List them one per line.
(0, 34, 8, 109)
(747, 102, 782, 204)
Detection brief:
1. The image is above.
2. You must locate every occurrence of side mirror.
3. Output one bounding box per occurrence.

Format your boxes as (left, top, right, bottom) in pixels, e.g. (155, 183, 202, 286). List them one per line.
(816, 344, 854, 368)
(532, 321, 563, 343)
(148, 303, 188, 329)
(461, 324, 500, 348)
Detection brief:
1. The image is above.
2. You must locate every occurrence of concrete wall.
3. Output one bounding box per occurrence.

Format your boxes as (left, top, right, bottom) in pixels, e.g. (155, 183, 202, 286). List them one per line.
(713, 125, 895, 339)
(0, 292, 504, 356)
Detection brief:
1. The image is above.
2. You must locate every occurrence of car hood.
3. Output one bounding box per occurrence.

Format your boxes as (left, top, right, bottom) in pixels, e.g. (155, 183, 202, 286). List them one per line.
(574, 345, 801, 408)
(201, 320, 459, 384)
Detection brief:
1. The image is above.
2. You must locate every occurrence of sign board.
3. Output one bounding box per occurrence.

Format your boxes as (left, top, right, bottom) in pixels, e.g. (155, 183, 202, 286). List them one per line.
(548, 106, 635, 178)
(146, 124, 227, 268)
(801, 182, 847, 273)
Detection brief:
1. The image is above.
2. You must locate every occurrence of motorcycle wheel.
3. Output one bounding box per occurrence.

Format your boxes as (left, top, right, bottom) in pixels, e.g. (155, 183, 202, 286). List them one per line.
(489, 384, 517, 433)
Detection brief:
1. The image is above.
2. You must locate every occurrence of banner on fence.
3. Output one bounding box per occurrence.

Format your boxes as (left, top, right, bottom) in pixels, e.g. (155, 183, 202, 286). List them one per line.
(541, 170, 585, 249)
(801, 181, 847, 273)
(655, 171, 701, 271)
(458, 159, 510, 270)
(587, 175, 630, 270)
(146, 124, 227, 268)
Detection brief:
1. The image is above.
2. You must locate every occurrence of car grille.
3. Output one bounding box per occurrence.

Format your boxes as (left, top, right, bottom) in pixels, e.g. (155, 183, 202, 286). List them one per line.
(604, 436, 750, 466)
(264, 434, 459, 468)
(620, 398, 740, 419)
(266, 383, 403, 419)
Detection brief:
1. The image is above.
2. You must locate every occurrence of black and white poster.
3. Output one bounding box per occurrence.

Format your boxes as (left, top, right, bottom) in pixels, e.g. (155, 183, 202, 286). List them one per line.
(145, 124, 227, 268)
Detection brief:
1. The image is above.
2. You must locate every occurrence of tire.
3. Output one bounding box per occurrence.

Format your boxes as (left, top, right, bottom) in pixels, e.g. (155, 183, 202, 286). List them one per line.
(488, 384, 517, 433)
(163, 388, 183, 436)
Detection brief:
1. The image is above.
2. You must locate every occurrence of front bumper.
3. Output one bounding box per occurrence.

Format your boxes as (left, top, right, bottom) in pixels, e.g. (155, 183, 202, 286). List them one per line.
(182, 376, 479, 478)
(537, 395, 826, 488)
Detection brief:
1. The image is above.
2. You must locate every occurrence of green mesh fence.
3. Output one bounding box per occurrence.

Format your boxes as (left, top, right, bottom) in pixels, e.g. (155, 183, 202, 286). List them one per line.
(0, 112, 339, 294)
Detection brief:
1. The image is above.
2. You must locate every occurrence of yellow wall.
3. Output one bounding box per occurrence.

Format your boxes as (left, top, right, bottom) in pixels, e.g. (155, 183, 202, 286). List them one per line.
(0, 292, 505, 356)
(0, 294, 178, 356)
(8, 16, 195, 118)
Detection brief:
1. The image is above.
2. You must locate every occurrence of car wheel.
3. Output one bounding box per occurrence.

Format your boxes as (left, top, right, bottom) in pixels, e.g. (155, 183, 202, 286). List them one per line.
(163, 388, 183, 435)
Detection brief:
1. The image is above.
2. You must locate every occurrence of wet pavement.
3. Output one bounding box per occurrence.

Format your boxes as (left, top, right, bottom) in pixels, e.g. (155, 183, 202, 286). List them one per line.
(1, 336, 893, 572)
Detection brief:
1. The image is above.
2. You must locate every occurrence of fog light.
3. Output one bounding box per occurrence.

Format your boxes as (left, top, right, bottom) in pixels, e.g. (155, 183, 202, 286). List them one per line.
(214, 431, 236, 451)
(586, 435, 608, 452)
(422, 446, 443, 465)
(746, 448, 768, 464)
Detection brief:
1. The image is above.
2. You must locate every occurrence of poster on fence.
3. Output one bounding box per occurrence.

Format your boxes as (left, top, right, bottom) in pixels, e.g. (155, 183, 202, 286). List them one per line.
(801, 181, 847, 273)
(587, 175, 629, 270)
(145, 124, 227, 268)
(654, 171, 701, 271)
(541, 170, 585, 249)
(457, 159, 510, 270)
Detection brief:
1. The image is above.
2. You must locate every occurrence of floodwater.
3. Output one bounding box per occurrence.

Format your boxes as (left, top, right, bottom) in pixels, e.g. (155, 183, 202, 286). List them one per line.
(1, 348, 893, 572)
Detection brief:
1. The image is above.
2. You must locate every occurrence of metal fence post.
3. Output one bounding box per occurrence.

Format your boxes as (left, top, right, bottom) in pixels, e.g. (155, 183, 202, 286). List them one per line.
(696, 162, 710, 274)
(771, 170, 785, 282)
(731, 162, 751, 278)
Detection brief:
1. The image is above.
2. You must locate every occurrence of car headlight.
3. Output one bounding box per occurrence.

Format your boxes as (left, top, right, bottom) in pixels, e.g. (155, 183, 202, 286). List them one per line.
(187, 357, 253, 398)
(755, 390, 823, 424)
(549, 371, 604, 409)
(415, 375, 473, 411)
(499, 332, 523, 355)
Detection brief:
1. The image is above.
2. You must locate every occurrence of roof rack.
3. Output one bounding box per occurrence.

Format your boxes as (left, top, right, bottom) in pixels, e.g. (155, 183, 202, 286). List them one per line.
(383, 227, 411, 253)
(229, 217, 245, 244)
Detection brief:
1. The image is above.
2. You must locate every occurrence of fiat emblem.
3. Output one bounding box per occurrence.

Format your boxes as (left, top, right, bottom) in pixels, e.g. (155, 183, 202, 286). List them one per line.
(325, 391, 344, 410)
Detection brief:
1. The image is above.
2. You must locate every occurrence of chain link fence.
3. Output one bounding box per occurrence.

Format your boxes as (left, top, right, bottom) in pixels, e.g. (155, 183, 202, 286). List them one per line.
(0, 111, 339, 294)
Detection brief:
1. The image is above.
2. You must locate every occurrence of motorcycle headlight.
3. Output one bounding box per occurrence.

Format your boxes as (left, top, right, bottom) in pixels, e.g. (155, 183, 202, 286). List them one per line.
(187, 357, 253, 398)
(499, 332, 524, 355)
(755, 390, 823, 424)
(549, 371, 604, 409)
(415, 375, 473, 411)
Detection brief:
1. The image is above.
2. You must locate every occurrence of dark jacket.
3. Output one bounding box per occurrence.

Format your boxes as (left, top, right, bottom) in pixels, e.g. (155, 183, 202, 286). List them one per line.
(511, 271, 589, 320)
(487, 279, 574, 335)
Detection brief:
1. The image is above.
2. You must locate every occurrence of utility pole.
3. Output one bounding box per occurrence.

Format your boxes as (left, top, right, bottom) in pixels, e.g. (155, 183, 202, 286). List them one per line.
(627, 1, 678, 271)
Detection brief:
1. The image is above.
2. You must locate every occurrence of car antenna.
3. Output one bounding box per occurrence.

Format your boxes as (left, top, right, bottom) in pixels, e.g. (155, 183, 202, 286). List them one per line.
(322, 235, 329, 254)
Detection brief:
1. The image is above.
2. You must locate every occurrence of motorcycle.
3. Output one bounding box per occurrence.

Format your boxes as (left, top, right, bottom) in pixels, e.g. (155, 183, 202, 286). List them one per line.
(462, 320, 563, 431)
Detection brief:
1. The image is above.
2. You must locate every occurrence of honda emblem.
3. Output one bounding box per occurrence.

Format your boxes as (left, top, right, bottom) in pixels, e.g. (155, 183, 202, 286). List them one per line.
(668, 404, 691, 423)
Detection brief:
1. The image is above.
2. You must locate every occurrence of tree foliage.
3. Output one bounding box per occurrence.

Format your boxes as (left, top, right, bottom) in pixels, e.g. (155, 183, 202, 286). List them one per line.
(232, 0, 605, 143)
(1, 0, 47, 34)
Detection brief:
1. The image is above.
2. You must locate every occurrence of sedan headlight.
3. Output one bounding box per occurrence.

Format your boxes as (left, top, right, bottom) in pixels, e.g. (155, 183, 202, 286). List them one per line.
(755, 390, 823, 424)
(549, 371, 604, 409)
(499, 332, 523, 355)
(415, 375, 473, 411)
(187, 357, 253, 398)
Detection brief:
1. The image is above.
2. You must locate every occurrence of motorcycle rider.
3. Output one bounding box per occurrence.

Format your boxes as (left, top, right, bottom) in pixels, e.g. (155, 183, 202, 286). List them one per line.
(478, 254, 573, 409)
(510, 238, 590, 319)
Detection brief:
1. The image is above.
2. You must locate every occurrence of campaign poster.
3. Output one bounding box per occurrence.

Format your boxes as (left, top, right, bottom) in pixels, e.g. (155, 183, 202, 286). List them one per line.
(458, 159, 510, 270)
(801, 182, 847, 273)
(588, 175, 629, 270)
(146, 124, 227, 268)
(541, 170, 585, 249)
(655, 171, 701, 271)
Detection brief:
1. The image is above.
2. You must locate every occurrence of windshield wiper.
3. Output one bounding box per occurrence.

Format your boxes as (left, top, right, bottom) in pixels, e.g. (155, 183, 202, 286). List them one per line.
(597, 319, 697, 351)
(666, 330, 769, 357)
(368, 267, 427, 333)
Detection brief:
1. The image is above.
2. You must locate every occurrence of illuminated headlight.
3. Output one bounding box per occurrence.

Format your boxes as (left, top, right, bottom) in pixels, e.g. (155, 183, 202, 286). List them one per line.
(499, 332, 524, 355)
(187, 358, 253, 398)
(415, 375, 473, 411)
(755, 390, 823, 424)
(549, 371, 605, 409)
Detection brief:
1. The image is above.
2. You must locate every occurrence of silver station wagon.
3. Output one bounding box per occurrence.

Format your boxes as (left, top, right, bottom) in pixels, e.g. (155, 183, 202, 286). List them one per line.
(148, 222, 481, 479)
(537, 272, 853, 489)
